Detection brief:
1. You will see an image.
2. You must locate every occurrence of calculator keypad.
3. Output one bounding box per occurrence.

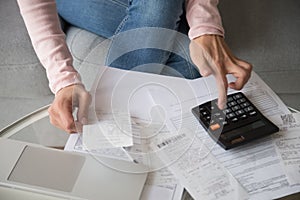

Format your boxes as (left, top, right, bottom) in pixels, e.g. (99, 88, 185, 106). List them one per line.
(195, 92, 260, 133)
(192, 92, 279, 150)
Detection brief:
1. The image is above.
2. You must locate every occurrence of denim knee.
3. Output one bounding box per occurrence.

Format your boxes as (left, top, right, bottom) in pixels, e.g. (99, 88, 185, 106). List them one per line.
(124, 0, 186, 31)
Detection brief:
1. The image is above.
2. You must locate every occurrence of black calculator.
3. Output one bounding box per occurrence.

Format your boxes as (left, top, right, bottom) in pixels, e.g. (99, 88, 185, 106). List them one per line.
(191, 92, 279, 150)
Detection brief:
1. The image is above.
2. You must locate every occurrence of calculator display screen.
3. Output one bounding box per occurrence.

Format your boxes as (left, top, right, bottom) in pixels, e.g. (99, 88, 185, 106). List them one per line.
(225, 120, 266, 136)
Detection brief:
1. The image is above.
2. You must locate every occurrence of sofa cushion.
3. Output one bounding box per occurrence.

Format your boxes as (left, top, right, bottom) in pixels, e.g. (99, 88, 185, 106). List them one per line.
(0, 0, 52, 98)
(65, 27, 107, 66)
(219, 0, 300, 110)
(0, 0, 53, 129)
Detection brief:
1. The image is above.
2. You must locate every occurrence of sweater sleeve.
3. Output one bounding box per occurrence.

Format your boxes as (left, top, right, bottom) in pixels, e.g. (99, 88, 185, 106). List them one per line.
(186, 0, 225, 39)
(17, 0, 82, 94)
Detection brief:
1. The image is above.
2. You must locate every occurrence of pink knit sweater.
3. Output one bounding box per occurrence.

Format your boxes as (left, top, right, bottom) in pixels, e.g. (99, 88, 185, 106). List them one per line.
(17, 0, 224, 94)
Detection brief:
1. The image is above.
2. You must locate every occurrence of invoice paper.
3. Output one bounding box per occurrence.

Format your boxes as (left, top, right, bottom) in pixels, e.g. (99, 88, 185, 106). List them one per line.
(272, 113, 300, 185)
(150, 130, 248, 200)
(125, 118, 184, 200)
(65, 66, 300, 199)
(274, 128, 300, 185)
(148, 72, 300, 199)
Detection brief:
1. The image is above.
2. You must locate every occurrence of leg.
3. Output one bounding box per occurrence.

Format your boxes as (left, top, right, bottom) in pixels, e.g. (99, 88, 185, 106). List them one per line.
(164, 12, 201, 80)
(107, 0, 200, 78)
(56, 0, 128, 38)
(107, 0, 182, 70)
(56, 0, 200, 79)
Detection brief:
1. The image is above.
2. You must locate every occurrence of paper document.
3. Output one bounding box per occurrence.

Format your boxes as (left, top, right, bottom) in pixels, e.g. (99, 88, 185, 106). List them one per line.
(141, 184, 183, 200)
(65, 118, 184, 200)
(274, 128, 300, 185)
(65, 66, 300, 199)
(151, 130, 249, 200)
(125, 118, 184, 200)
(148, 72, 300, 199)
(270, 113, 300, 131)
(272, 113, 300, 185)
(82, 112, 133, 149)
(64, 134, 132, 161)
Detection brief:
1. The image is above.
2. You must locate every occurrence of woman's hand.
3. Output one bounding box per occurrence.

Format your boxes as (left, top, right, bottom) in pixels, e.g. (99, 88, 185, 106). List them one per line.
(48, 84, 91, 133)
(190, 35, 252, 109)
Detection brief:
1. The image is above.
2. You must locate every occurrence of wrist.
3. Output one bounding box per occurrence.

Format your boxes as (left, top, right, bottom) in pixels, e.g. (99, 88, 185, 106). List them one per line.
(193, 34, 222, 42)
(55, 83, 84, 97)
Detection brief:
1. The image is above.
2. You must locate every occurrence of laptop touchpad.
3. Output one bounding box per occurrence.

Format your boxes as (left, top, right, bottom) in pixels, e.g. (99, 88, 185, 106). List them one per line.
(8, 145, 85, 192)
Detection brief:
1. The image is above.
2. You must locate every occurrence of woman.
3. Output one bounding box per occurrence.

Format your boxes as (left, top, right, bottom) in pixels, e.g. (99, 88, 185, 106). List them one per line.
(17, 0, 252, 133)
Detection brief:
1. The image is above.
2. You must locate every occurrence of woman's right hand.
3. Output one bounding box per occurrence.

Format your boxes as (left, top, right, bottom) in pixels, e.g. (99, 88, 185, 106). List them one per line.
(48, 84, 91, 133)
(190, 35, 252, 109)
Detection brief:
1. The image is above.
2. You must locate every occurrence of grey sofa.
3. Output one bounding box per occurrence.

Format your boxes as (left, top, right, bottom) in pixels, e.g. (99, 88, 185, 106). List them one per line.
(1, 0, 299, 131)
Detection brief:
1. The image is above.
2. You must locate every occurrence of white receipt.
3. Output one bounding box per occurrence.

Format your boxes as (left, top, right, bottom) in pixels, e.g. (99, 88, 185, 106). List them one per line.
(64, 133, 132, 161)
(125, 118, 184, 200)
(82, 113, 133, 149)
(274, 128, 300, 185)
(270, 113, 300, 131)
(151, 131, 249, 200)
(272, 113, 300, 185)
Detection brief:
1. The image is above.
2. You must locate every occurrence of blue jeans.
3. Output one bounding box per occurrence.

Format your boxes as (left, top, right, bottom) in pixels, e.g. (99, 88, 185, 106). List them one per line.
(56, 0, 200, 79)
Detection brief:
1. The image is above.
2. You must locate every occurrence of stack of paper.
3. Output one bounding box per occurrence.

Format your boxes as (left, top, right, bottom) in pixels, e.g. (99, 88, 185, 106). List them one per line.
(64, 67, 300, 200)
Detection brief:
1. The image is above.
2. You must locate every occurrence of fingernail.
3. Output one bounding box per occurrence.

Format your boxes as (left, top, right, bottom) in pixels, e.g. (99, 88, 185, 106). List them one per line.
(201, 70, 208, 76)
(81, 117, 88, 125)
(218, 101, 226, 110)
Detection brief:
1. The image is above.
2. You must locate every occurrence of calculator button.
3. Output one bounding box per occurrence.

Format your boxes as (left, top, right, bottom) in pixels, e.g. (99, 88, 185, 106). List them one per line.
(222, 121, 228, 126)
(199, 106, 205, 111)
(235, 110, 245, 115)
(244, 106, 254, 112)
(218, 117, 225, 121)
(205, 115, 211, 121)
(237, 98, 247, 104)
(210, 118, 217, 124)
(231, 117, 239, 123)
(201, 111, 209, 116)
(232, 105, 241, 111)
(240, 114, 248, 119)
(241, 102, 250, 108)
(227, 97, 234, 102)
(223, 108, 232, 114)
(227, 101, 237, 107)
(227, 113, 236, 118)
(210, 105, 216, 110)
(213, 112, 222, 117)
(233, 93, 243, 99)
(210, 123, 221, 131)
(249, 111, 257, 116)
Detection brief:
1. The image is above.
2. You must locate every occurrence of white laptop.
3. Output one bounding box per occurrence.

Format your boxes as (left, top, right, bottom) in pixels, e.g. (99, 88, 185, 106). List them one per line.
(0, 138, 148, 200)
